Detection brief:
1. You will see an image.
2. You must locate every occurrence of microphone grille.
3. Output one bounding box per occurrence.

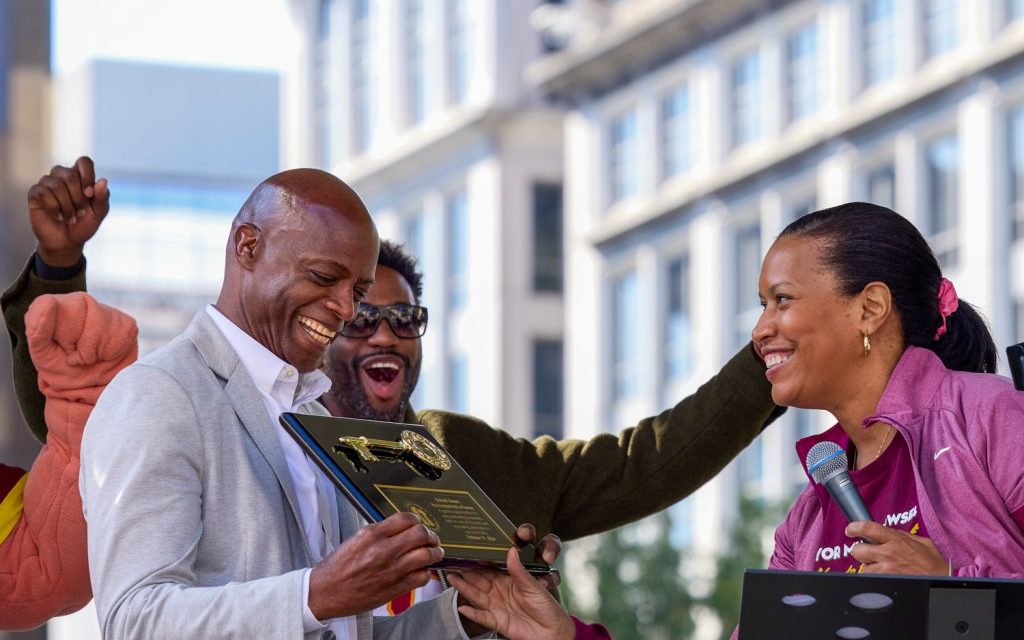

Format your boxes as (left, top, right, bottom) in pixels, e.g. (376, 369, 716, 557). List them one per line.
(805, 441, 848, 484)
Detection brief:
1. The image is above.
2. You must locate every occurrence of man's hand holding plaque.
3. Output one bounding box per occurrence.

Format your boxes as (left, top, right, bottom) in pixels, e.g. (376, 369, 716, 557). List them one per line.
(308, 511, 445, 620)
(280, 413, 553, 576)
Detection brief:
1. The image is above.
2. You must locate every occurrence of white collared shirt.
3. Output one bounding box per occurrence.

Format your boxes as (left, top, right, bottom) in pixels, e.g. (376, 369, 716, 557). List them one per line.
(207, 306, 356, 639)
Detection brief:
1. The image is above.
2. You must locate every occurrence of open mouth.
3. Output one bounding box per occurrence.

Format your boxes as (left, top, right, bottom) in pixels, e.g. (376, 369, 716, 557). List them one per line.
(764, 352, 792, 370)
(299, 316, 337, 346)
(359, 354, 405, 402)
(762, 350, 793, 380)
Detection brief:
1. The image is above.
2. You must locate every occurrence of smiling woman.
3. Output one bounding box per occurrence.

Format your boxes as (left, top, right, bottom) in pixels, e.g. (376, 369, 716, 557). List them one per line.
(749, 202, 1024, 583)
(731, 202, 1024, 637)
(755, 234, 864, 411)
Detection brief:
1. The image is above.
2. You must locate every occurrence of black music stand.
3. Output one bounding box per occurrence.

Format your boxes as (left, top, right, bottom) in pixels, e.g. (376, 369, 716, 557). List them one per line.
(739, 569, 1024, 639)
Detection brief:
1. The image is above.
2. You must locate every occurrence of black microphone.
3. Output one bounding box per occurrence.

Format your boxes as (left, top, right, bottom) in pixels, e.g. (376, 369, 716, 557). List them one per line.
(806, 441, 873, 525)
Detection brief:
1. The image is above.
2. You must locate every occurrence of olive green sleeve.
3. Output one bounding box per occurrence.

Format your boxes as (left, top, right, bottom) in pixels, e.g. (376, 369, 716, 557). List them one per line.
(422, 343, 784, 541)
(1, 256, 87, 443)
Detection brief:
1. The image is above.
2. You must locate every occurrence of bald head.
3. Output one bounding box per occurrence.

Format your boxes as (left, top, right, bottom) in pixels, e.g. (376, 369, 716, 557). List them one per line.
(232, 168, 373, 236)
(216, 168, 381, 371)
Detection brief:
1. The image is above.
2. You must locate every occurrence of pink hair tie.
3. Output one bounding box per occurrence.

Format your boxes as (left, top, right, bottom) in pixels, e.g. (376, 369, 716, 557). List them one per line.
(934, 277, 959, 340)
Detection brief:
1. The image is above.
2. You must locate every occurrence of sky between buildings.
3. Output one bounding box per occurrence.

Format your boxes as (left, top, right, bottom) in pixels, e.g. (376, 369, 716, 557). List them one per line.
(53, 0, 293, 73)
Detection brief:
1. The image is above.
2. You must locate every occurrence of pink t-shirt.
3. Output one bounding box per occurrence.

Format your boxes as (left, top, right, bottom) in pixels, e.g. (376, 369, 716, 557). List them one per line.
(812, 432, 928, 573)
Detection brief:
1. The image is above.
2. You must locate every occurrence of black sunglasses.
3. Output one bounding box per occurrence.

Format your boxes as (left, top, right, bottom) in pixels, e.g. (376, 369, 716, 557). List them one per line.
(340, 302, 429, 339)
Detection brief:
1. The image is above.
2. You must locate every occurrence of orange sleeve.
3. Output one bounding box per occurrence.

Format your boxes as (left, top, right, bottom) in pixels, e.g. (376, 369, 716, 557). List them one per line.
(0, 293, 137, 630)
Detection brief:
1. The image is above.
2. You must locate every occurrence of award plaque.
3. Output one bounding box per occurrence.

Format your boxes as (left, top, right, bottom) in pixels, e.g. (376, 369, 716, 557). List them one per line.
(279, 412, 552, 575)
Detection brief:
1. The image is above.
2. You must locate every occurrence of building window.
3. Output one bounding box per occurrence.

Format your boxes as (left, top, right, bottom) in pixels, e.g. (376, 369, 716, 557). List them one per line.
(661, 84, 691, 179)
(539, 0, 566, 52)
(1009, 106, 1024, 240)
(533, 183, 564, 292)
(404, 211, 425, 266)
(352, 0, 374, 153)
(867, 164, 896, 210)
(447, 0, 471, 104)
(610, 108, 639, 203)
(786, 22, 819, 123)
(314, 0, 332, 166)
(448, 354, 468, 413)
(794, 409, 819, 439)
(864, 0, 896, 88)
(447, 189, 469, 309)
(665, 255, 693, 380)
(669, 500, 695, 550)
(1012, 0, 1024, 22)
(732, 50, 763, 148)
(402, 210, 427, 409)
(533, 340, 564, 438)
(926, 134, 959, 269)
(739, 437, 764, 497)
(791, 409, 821, 495)
(734, 224, 762, 348)
(406, 0, 428, 125)
(790, 196, 817, 222)
(1013, 299, 1024, 342)
(924, 0, 958, 59)
(611, 271, 640, 401)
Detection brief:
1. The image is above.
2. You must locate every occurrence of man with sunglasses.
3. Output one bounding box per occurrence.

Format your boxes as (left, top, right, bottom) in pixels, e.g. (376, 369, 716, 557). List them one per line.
(6, 163, 786, 624)
(321, 263, 428, 427)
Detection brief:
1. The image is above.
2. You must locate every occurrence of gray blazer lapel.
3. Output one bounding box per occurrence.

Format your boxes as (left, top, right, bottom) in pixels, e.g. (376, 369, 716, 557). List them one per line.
(333, 458, 374, 639)
(335, 490, 363, 542)
(183, 311, 312, 560)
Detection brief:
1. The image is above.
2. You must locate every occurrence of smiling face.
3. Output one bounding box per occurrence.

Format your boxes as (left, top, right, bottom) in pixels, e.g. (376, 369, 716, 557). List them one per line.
(320, 265, 423, 421)
(751, 235, 865, 411)
(239, 202, 379, 373)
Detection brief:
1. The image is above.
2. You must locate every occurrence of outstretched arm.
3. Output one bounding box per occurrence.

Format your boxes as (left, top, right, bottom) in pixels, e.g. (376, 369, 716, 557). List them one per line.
(426, 343, 784, 541)
(2, 156, 109, 443)
(0, 292, 136, 630)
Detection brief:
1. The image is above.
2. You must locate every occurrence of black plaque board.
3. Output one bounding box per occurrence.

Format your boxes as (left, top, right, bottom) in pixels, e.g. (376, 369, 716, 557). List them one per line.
(280, 412, 551, 575)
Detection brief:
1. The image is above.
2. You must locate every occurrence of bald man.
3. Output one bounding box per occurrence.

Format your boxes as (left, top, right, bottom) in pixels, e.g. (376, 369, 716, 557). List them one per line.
(79, 171, 468, 639)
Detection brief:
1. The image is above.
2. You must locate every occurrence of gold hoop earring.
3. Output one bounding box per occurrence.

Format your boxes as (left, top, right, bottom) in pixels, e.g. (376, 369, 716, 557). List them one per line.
(863, 333, 871, 356)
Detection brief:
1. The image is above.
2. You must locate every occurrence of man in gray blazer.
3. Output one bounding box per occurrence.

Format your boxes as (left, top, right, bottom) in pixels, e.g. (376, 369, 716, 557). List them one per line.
(79, 169, 474, 639)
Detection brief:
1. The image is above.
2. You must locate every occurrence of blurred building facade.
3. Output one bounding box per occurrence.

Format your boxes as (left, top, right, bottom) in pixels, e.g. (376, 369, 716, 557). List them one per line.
(53, 59, 280, 354)
(527, 0, 1024, 629)
(285, 0, 566, 437)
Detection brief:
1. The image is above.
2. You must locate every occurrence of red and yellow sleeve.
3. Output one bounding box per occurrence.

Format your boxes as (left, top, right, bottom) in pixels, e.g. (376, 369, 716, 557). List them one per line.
(0, 465, 28, 545)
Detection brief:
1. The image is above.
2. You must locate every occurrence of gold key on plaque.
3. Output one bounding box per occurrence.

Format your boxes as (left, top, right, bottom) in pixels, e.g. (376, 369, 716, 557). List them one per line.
(334, 430, 451, 479)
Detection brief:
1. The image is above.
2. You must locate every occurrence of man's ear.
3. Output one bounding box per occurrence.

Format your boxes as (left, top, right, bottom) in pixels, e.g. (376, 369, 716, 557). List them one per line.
(859, 281, 893, 334)
(233, 223, 260, 270)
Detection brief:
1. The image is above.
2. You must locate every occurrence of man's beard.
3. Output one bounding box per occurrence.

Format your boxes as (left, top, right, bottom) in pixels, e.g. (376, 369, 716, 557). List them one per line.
(329, 352, 420, 423)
